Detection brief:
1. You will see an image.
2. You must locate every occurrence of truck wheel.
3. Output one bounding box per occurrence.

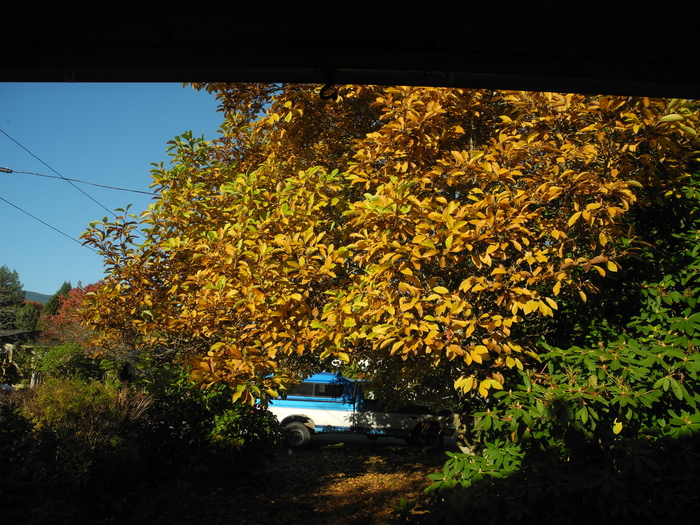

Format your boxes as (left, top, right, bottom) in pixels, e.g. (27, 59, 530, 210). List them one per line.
(418, 427, 444, 453)
(284, 422, 311, 449)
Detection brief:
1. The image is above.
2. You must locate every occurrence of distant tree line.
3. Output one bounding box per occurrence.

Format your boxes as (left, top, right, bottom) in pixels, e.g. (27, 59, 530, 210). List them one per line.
(0, 266, 74, 335)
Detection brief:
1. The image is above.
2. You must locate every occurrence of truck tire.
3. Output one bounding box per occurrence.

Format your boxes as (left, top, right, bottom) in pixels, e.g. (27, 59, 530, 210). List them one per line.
(417, 426, 444, 453)
(284, 421, 312, 449)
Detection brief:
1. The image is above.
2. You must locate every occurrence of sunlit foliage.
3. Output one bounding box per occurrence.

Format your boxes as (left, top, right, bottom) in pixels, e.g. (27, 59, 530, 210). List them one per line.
(82, 85, 699, 403)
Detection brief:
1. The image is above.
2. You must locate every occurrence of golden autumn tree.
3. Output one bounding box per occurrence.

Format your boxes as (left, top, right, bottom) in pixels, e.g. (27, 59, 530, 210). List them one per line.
(82, 85, 699, 404)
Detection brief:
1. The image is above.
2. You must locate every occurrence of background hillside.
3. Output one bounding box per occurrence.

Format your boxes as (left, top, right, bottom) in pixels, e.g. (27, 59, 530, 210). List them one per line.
(25, 291, 50, 304)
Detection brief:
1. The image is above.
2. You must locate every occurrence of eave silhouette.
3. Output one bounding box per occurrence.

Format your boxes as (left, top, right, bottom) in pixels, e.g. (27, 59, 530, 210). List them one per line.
(3, 7, 698, 98)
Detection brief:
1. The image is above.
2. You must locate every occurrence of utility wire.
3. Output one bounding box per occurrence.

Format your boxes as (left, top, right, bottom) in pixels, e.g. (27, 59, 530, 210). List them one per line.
(0, 128, 116, 216)
(0, 195, 97, 252)
(0, 167, 153, 196)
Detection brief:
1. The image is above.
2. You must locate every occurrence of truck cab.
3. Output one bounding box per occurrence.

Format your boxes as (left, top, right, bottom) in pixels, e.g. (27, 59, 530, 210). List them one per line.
(268, 372, 454, 451)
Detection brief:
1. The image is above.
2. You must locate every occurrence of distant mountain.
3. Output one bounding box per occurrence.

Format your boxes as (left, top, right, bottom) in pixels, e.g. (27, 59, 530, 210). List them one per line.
(25, 291, 51, 305)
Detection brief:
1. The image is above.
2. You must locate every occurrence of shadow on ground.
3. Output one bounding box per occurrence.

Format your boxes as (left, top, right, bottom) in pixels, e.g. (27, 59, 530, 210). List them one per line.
(151, 435, 456, 525)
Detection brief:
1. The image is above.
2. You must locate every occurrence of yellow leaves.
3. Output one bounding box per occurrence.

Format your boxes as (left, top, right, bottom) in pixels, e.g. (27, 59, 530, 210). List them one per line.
(509, 291, 557, 317)
(451, 150, 466, 163)
(399, 297, 418, 312)
(446, 344, 465, 359)
(544, 297, 558, 312)
(454, 376, 474, 393)
(231, 383, 250, 403)
(456, 374, 504, 397)
(470, 345, 490, 364)
(85, 84, 700, 406)
(398, 281, 411, 294)
(505, 356, 524, 370)
(570, 207, 597, 226)
(522, 299, 555, 316)
(591, 265, 606, 277)
(539, 184, 564, 202)
(479, 379, 503, 398)
(613, 418, 623, 434)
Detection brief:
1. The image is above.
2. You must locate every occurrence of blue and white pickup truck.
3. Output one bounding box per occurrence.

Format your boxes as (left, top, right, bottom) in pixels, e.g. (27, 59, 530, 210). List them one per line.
(268, 371, 455, 451)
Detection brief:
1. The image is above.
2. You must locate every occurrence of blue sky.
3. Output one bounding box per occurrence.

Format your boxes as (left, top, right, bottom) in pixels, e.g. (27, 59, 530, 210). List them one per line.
(1, 83, 223, 295)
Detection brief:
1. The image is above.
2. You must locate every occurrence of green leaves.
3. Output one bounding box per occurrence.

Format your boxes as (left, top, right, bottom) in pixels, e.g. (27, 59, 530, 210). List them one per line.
(425, 441, 524, 493)
(464, 278, 700, 449)
(659, 113, 685, 122)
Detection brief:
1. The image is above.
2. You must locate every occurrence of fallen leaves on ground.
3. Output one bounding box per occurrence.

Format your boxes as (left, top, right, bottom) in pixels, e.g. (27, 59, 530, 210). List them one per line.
(171, 438, 451, 525)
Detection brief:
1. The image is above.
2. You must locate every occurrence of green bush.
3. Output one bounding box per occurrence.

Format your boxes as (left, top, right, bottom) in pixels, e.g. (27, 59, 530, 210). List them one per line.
(134, 360, 281, 482)
(389, 336, 700, 524)
(1, 356, 282, 523)
(29, 377, 151, 451)
(34, 343, 104, 380)
(394, 437, 700, 524)
(0, 379, 152, 524)
(398, 325, 700, 523)
(392, 328, 700, 522)
(0, 391, 40, 519)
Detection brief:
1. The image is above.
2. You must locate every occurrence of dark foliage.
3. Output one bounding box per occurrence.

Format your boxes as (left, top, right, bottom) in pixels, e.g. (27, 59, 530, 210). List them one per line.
(0, 359, 281, 524)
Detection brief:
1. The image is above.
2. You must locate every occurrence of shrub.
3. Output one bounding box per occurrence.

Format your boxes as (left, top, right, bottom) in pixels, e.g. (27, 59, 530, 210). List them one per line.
(1, 358, 282, 523)
(0, 379, 152, 524)
(28, 377, 151, 452)
(34, 343, 103, 380)
(0, 390, 40, 520)
(393, 436, 700, 524)
(135, 360, 281, 483)
(389, 338, 700, 524)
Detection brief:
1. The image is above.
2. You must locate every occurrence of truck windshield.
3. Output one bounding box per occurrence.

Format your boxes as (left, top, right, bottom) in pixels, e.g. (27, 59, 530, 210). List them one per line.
(288, 382, 345, 398)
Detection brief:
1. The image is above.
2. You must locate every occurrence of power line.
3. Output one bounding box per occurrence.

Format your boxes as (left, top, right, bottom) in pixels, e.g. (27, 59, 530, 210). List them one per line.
(0, 128, 116, 216)
(0, 195, 97, 252)
(0, 167, 154, 196)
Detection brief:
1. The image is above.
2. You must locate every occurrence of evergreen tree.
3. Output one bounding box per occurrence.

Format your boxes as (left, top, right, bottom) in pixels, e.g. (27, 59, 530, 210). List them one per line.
(15, 301, 41, 331)
(42, 281, 72, 317)
(0, 265, 25, 330)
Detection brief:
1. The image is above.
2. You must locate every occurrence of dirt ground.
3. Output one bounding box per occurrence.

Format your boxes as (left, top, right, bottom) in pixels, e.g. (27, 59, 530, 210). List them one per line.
(167, 435, 454, 525)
